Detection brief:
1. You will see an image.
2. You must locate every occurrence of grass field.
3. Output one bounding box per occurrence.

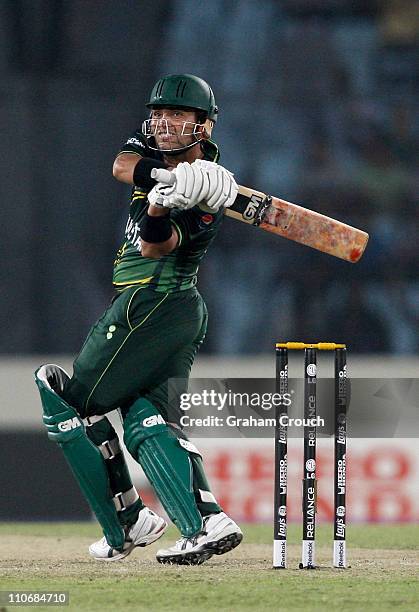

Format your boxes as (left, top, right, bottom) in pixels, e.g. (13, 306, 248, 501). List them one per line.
(0, 523, 418, 611)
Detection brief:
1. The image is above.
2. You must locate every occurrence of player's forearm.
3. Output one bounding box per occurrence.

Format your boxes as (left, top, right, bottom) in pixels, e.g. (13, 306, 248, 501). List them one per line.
(113, 153, 168, 188)
(140, 235, 177, 258)
(113, 153, 140, 184)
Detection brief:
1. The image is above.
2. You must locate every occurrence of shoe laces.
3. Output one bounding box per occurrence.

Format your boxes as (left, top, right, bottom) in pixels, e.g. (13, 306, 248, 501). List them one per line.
(123, 524, 133, 544)
(175, 516, 211, 549)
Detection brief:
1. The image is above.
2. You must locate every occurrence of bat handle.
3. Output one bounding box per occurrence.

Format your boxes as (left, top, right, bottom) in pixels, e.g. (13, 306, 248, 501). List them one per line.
(151, 167, 176, 186)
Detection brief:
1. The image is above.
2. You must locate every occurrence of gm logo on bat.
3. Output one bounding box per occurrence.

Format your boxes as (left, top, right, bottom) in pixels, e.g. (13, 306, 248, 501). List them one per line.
(243, 194, 264, 221)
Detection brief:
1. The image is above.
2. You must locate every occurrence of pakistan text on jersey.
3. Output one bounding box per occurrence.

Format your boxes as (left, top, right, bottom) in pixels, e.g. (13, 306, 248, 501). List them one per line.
(125, 216, 142, 252)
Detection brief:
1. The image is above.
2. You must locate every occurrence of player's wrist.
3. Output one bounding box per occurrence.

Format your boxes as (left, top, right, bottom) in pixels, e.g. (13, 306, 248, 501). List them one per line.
(139, 212, 172, 243)
(147, 204, 170, 217)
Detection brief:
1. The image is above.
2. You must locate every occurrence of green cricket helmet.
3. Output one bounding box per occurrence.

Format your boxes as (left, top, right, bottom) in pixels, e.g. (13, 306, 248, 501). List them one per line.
(146, 74, 218, 123)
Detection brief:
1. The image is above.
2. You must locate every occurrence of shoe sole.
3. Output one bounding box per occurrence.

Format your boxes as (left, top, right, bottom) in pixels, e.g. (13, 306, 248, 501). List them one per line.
(156, 531, 243, 566)
(92, 520, 168, 562)
(157, 549, 214, 566)
(205, 531, 243, 555)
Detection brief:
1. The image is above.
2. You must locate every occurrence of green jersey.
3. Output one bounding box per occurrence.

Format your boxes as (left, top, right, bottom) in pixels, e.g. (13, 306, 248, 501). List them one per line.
(112, 132, 224, 293)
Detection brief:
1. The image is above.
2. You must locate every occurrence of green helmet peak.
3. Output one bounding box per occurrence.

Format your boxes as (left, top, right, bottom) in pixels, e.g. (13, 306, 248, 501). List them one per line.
(147, 74, 218, 123)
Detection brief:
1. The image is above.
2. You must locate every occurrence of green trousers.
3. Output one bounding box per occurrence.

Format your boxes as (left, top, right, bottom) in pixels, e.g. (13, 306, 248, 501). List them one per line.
(64, 286, 207, 423)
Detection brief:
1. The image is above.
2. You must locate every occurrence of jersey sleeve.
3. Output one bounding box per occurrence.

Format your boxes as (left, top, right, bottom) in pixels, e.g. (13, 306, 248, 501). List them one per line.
(170, 206, 224, 249)
(117, 130, 160, 159)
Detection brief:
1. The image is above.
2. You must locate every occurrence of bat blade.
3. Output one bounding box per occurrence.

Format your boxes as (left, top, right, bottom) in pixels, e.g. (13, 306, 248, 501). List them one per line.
(260, 197, 368, 263)
(226, 188, 369, 263)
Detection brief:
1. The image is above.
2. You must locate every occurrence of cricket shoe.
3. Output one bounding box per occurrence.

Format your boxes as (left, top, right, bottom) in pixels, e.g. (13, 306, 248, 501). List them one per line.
(89, 507, 167, 561)
(156, 512, 243, 565)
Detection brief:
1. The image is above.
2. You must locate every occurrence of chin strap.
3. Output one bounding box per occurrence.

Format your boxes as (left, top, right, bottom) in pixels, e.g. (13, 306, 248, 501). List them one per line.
(146, 137, 203, 155)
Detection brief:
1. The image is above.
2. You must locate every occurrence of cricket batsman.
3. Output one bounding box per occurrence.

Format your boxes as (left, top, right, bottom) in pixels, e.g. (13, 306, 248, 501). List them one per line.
(35, 74, 243, 565)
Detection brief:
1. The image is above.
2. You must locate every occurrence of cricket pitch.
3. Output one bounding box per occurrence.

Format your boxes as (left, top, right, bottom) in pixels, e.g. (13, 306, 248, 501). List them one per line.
(0, 523, 418, 611)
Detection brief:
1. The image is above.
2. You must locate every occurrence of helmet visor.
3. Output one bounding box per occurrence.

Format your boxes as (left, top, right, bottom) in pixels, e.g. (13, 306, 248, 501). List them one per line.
(141, 118, 204, 153)
(142, 119, 203, 137)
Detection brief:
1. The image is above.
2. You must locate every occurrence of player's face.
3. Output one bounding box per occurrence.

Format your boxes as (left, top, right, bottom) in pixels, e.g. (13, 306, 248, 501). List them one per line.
(149, 108, 204, 150)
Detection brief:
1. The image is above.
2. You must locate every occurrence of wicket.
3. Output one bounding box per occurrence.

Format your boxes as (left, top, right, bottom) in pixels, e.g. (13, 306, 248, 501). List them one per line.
(273, 342, 347, 570)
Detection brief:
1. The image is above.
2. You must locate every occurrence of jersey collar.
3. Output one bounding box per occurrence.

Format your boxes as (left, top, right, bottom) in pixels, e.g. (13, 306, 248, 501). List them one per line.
(201, 139, 220, 162)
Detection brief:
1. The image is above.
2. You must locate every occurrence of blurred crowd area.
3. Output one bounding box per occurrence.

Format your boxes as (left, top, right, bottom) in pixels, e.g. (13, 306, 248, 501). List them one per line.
(1, 0, 418, 355)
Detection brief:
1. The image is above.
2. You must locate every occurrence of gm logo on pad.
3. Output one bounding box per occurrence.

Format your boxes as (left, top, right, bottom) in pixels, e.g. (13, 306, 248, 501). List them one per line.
(58, 417, 81, 432)
(143, 415, 165, 427)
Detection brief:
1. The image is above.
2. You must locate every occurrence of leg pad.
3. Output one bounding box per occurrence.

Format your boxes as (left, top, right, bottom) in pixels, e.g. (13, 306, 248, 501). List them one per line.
(124, 398, 203, 537)
(35, 365, 124, 549)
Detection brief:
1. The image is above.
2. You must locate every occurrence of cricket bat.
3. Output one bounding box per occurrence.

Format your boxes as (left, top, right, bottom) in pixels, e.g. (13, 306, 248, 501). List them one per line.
(151, 168, 369, 263)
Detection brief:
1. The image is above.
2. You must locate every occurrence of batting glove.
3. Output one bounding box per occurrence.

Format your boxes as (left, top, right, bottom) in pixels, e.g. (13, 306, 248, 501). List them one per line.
(192, 160, 238, 211)
(148, 162, 210, 210)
